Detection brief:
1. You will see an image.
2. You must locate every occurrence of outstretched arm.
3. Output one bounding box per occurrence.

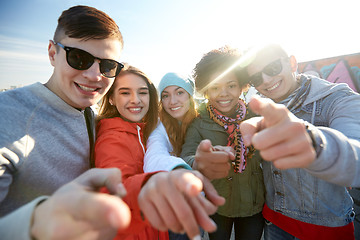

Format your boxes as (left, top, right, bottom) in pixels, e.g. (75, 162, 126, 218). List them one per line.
(139, 168, 225, 240)
(0, 168, 131, 240)
(240, 95, 316, 169)
(240, 95, 360, 187)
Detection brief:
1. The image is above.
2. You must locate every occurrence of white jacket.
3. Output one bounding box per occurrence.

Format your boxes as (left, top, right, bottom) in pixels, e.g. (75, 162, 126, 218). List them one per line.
(144, 121, 191, 172)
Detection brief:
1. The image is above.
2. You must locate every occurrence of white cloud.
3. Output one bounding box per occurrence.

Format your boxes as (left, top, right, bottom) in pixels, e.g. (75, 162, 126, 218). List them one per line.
(0, 35, 51, 89)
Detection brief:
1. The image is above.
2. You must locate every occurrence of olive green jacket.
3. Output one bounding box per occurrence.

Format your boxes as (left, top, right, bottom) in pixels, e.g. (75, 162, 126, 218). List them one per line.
(180, 103, 265, 217)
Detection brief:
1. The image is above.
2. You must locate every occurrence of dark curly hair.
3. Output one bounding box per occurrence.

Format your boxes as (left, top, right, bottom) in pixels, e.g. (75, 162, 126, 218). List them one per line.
(192, 45, 248, 93)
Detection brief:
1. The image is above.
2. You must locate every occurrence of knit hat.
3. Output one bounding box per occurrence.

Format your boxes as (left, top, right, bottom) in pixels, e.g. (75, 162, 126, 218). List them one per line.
(158, 72, 195, 97)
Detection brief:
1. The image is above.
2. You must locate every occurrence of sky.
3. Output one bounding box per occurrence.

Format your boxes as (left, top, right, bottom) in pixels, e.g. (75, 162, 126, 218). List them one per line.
(0, 0, 359, 89)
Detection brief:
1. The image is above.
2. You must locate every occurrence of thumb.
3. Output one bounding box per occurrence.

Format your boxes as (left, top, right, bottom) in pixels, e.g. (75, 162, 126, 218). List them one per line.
(197, 139, 213, 153)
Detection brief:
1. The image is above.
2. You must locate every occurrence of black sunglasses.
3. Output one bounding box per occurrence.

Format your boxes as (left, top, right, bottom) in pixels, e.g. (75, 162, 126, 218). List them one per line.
(248, 58, 287, 87)
(55, 42, 124, 78)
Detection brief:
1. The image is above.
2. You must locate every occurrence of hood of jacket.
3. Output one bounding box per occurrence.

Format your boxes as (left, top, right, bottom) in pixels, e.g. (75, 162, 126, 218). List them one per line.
(303, 75, 352, 105)
(96, 117, 145, 142)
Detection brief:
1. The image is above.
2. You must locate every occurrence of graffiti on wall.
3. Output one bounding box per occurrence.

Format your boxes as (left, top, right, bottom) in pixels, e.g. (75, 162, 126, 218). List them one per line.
(298, 52, 360, 93)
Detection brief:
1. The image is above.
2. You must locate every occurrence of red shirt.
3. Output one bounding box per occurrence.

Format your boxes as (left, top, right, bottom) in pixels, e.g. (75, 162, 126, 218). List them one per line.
(263, 204, 354, 240)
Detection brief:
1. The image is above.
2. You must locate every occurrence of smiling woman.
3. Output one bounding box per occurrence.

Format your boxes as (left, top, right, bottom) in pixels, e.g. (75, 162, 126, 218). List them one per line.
(94, 64, 167, 239)
(144, 72, 197, 172)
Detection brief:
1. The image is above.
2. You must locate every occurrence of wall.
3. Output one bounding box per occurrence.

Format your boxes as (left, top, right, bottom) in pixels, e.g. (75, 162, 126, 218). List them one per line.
(298, 52, 360, 93)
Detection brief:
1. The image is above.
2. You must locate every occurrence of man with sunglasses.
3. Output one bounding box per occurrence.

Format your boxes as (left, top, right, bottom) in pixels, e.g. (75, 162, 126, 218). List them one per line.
(239, 44, 360, 239)
(0, 5, 223, 240)
(0, 5, 127, 240)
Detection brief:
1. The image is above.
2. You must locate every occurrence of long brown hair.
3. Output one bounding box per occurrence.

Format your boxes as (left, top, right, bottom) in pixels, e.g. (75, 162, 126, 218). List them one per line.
(97, 64, 158, 144)
(159, 96, 197, 156)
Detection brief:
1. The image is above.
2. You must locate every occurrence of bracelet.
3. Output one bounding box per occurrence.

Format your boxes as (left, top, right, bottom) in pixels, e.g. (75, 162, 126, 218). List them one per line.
(304, 122, 323, 158)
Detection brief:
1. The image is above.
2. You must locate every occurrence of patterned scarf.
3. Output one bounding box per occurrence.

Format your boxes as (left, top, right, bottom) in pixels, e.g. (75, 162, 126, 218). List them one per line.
(280, 74, 312, 113)
(207, 99, 253, 173)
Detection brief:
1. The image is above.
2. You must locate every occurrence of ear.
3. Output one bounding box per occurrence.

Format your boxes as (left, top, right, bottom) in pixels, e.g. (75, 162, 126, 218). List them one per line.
(289, 55, 298, 73)
(48, 40, 57, 67)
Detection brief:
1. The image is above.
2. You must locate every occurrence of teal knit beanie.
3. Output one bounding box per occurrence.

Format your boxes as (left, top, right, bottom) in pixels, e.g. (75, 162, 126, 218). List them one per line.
(158, 72, 195, 97)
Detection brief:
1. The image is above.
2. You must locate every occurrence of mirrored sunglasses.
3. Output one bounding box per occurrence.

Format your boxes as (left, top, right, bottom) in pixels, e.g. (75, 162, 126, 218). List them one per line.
(248, 58, 285, 87)
(56, 42, 124, 78)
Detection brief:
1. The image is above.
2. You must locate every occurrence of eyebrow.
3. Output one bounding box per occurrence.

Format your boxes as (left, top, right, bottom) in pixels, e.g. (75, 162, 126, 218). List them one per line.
(162, 86, 182, 94)
(212, 80, 237, 86)
(118, 87, 149, 91)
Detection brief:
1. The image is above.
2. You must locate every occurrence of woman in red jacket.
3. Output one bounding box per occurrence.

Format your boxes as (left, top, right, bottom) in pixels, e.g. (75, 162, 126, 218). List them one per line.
(95, 64, 167, 240)
(94, 64, 225, 240)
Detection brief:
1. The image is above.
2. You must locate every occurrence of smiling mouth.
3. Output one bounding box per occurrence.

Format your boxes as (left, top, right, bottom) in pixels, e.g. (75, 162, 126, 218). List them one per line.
(170, 106, 181, 111)
(266, 81, 281, 91)
(218, 100, 231, 104)
(129, 107, 142, 113)
(76, 83, 99, 92)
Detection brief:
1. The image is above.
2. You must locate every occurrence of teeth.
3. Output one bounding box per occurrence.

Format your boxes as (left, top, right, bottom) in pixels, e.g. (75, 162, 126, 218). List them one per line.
(129, 108, 141, 112)
(171, 107, 181, 111)
(267, 82, 280, 91)
(219, 100, 231, 104)
(78, 84, 96, 92)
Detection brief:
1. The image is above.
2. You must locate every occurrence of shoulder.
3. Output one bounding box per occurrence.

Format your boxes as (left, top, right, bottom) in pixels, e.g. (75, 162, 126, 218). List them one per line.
(148, 121, 168, 141)
(97, 117, 137, 137)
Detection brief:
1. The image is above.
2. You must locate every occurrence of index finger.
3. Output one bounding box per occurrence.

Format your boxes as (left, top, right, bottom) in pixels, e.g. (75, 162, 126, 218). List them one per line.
(75, 168, 126, 197)
(240, 116, 264, 146)
(248, 95, 289, 127)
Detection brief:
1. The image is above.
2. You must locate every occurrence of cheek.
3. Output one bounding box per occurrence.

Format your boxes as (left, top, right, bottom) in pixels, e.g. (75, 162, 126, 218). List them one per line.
(103, 78, 115, 91)
(116, 105, 125, 116)
(144, 95, 150, 106)
(230, 88, 242, 98)
(114, 96, 126, 109)
(183, 99, 191, 111)
(206, 91, 217, 102)
(207, 98, 217, 106)
(161, 99, 169, 109)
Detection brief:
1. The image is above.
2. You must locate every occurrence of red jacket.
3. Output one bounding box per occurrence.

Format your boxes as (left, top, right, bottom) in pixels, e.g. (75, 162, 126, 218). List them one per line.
(95, 117, 168, 240)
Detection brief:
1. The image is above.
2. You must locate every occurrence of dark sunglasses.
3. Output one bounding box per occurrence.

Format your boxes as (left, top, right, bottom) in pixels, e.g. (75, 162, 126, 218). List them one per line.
(248, 58, 287, 87)
(55, 42, 124, 78)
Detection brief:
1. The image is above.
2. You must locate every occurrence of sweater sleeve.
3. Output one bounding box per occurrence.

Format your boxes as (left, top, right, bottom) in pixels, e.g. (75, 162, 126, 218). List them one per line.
(0, 196, 48, 240)
(94, 128, 158, 233)
(144, 122, 191, 172)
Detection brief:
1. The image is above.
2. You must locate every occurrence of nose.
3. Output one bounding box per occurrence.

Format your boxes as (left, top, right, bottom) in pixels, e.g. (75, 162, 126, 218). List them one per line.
(170, 94, 177, 104)
(131, 93, 141, 104)
(219, 86, 229, 96)
(261, 73, 272, 84)
(82, 60, 102, 81)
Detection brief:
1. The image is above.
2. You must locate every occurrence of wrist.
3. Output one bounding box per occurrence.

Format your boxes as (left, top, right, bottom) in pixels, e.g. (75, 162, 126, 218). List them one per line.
(30, 198, 47, 240)
(304, 122, 323, 158)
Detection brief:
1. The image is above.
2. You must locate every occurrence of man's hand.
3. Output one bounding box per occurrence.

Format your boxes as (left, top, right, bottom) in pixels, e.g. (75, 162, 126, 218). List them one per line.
(193, 139, 235, 180)
(138, 169, 225, 240)
(240, 96, 316, 169)
(31, 168, 131, 240)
